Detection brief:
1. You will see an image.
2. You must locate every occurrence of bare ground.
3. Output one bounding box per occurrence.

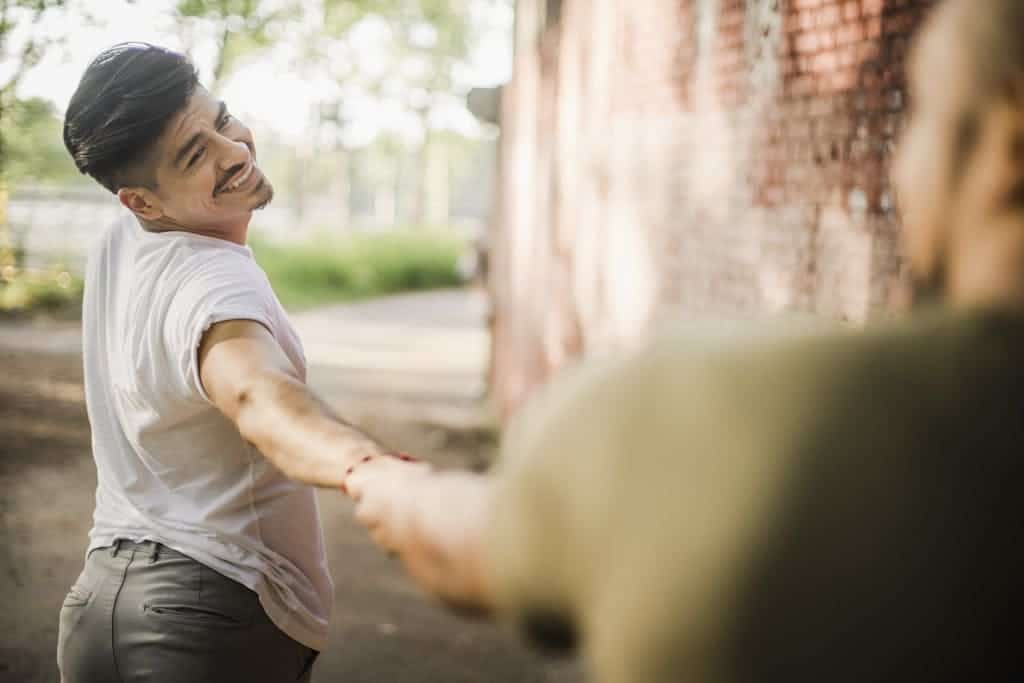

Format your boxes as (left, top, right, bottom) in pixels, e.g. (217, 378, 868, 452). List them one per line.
(0, 347, 584, 683)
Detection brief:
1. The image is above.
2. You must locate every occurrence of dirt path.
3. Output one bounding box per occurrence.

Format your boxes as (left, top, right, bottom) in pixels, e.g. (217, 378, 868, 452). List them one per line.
(0, 347, 584, 683)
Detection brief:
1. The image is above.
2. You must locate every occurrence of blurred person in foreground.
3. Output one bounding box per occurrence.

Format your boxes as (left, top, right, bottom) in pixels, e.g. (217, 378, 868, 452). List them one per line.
(347, 1, 1024, 680)
(57, 43, 426, 682)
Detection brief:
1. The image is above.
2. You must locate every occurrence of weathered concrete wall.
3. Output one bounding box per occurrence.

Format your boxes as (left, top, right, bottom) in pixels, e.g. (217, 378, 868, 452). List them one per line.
(490, 0, 936, 417)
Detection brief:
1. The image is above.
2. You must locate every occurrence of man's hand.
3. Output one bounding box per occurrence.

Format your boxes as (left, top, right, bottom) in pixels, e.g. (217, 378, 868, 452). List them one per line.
(346, 460, 496, 614)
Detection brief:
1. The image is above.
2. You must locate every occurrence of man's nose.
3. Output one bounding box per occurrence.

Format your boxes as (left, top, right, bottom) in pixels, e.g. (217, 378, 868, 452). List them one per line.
(214, 135, 250, 170)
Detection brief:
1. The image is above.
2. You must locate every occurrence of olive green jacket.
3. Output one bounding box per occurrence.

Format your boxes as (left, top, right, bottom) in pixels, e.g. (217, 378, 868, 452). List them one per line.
(488, 308, 1024, 683)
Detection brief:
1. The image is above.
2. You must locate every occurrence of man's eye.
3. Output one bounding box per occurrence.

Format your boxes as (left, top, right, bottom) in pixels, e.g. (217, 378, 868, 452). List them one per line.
(217, 114, 233, 130)
(188, 147, 205, 168)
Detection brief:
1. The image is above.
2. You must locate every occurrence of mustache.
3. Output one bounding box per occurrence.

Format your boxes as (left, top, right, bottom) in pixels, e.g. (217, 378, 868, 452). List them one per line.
(253, 183, 274, 211)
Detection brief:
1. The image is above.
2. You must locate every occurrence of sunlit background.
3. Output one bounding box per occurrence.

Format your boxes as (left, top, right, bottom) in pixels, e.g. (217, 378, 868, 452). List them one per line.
(1, 0, 512, 313)
(1, 2, 951, 681)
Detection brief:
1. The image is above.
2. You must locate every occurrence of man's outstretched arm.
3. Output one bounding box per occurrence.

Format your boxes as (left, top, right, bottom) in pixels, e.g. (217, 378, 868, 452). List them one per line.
(198, 318, 410, 488)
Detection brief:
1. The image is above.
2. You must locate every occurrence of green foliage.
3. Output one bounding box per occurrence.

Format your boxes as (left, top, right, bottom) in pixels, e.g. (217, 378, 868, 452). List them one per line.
(0, 0, 70, 96)
(322, 0, 379, 35)
(249, 230, 465, 310)
(0, 97, 82, 185)
(0, 269, 83, 317)
(174, 0, 298, 89)
(1, 0, 72, 179)
(320, 0, 472, 100)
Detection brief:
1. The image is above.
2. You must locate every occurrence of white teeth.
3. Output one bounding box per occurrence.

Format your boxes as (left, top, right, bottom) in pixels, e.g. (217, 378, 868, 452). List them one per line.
(225, 164, 253, 192)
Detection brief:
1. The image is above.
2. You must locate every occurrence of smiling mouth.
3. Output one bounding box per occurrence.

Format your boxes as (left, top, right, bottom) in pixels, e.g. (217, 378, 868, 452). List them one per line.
(214, 162, 257, 197)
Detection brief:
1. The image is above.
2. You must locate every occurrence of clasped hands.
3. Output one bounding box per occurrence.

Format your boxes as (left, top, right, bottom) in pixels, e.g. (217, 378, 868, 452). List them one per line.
(342, 454, 495, 613)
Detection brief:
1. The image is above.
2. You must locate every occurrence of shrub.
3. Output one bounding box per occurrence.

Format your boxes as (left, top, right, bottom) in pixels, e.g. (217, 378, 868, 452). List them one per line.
(249, 230, 465, 310)
(0, 269, 83, 317)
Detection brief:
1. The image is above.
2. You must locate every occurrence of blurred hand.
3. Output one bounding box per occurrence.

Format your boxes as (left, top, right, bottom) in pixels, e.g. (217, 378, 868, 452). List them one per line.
(346, 460, 495, 613)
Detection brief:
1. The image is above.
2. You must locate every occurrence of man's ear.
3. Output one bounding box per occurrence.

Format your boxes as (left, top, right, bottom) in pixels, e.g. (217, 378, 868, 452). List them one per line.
(117, 186, 164, 221)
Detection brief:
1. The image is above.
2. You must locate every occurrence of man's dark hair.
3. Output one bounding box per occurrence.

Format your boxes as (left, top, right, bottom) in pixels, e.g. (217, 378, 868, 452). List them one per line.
(63, 43, 199, 194)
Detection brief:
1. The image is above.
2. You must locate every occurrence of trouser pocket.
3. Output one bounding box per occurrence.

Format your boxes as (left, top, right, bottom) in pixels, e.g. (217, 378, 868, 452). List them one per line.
(142, 557, 255, 629)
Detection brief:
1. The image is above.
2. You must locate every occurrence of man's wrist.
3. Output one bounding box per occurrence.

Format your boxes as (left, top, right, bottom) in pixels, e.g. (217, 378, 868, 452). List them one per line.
(340, 451, 420, 495)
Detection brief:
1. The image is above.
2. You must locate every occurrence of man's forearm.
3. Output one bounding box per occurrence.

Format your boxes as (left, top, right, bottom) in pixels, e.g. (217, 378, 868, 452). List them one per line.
(234, 371, 387, 487)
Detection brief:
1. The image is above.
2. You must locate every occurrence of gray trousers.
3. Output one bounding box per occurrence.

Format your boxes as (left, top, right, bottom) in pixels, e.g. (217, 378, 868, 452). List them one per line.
(57, 540, 319, 683)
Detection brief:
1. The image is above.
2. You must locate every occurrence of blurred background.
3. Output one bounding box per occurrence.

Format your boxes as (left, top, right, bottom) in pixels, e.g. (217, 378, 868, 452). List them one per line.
(0, 0, 510, 311)
(1, 0, 939, 681)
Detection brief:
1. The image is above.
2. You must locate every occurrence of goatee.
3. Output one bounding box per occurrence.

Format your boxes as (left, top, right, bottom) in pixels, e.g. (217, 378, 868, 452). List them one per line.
(253, 186, 274, 212)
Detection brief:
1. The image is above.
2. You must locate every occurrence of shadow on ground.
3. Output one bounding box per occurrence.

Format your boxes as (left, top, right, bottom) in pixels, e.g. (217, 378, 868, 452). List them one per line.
(0, 348, 585, 683)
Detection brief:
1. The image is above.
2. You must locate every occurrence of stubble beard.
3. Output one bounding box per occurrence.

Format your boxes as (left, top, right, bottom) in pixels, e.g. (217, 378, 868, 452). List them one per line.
(252, 179, 274, 211)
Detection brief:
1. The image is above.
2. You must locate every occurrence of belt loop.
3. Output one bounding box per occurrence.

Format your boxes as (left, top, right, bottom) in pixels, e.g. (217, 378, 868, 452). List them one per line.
(150, 542, 161, 564)
(110, 539, 123, 557)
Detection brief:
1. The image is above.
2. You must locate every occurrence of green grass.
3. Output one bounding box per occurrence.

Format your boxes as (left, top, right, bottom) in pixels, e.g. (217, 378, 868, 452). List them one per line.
(249, 230, 466, 311)
(0, 269, 84, 318)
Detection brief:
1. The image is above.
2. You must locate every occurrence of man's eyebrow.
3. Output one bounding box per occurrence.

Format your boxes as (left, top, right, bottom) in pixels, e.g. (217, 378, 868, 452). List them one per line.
(173, 103, 227, 168)
(174, 130, 202, 168)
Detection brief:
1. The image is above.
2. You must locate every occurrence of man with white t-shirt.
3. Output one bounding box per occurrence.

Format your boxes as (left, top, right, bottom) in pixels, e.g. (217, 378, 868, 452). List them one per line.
(57, 43, 425, 682)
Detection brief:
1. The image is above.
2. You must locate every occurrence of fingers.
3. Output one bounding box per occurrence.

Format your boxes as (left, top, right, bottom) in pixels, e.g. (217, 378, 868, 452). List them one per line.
(353, 486, 392, 535)
(347, 467, 493, 611)
(353, 471, 420, 552)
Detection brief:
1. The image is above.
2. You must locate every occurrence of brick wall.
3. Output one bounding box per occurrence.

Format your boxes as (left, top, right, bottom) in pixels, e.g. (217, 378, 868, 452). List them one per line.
(489, 0, 937, 417)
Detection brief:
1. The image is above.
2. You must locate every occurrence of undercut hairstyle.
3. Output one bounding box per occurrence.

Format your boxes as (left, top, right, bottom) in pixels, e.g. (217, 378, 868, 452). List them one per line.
(63, 43, 199, 194)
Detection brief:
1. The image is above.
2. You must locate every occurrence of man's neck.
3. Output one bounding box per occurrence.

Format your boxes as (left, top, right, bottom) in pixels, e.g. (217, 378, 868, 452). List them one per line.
(138, 215, 250, 246)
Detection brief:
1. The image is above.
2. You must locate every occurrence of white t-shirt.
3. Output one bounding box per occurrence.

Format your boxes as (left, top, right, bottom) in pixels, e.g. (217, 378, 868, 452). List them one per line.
(82, 211, 333, 651)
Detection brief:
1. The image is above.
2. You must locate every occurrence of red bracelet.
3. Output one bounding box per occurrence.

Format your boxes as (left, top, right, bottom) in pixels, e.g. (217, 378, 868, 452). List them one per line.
(340, 451, 419, 494)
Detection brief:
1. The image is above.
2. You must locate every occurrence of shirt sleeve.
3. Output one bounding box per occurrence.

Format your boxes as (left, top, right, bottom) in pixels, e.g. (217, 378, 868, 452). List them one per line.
(163, 252, 278, 404)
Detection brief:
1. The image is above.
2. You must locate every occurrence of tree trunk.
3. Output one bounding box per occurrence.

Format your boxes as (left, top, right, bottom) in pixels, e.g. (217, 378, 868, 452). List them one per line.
(333, 147, 350, 232)
(209, 26, 231, 93)
(414, 117, 432, 227)
(424, 137, 450, 228)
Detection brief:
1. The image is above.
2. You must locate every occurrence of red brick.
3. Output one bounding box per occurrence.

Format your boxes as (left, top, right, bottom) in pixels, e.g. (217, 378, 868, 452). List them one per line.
(864, 16, 882, 38)
(810, 51, 839, 72)
(816, 5, 842, 27)
(490, 0, 934, 416)
(858, 40, 882, 60)
(720, 6, 745, 28)
(837, 45, 859, 67)
(795, 32, 820, 53)
(836, 22, 865, 45)
(861, 0, 885, 15)
(884, 12, 916, 33)
(789, 74, 816, 96)
(825, 69, 858, 92)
